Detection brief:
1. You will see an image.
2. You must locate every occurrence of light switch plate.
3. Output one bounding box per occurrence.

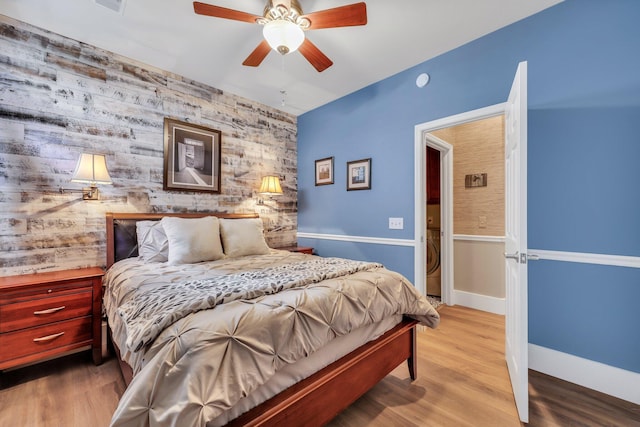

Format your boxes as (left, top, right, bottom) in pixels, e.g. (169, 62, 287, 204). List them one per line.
(389, 217, 404, 230)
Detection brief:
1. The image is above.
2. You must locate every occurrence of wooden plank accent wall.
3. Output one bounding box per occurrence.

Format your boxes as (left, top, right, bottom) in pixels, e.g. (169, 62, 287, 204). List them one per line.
(432, 115, 505, 236)
(0, 16, 298, 276)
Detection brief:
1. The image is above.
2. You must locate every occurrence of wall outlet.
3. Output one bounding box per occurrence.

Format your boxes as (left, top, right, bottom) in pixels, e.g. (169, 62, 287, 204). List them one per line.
(389, 217, 404, 230)
(479, 215, 487, 228)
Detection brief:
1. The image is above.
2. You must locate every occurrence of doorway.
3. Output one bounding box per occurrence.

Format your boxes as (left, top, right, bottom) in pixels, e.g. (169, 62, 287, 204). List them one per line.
(414, 103, 506, 306)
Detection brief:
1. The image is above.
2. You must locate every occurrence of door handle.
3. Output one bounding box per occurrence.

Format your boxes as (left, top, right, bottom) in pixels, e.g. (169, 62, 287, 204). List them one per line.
(504, 251, 519, 261)
(505, 252, 532, 263)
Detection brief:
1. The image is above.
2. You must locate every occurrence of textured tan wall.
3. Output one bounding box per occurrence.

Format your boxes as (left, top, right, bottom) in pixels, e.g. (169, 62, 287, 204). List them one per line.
(453, 239, 505, 298)
(432, 115, 504, 236)
(430, 127, 455, 144)
(0, 16, 297, 276)
(431, 116, 505, 301)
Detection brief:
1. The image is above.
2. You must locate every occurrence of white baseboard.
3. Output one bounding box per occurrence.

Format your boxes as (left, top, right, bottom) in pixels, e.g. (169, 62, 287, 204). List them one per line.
(529, 343, 640, 405)
(452, 290, 505, 315)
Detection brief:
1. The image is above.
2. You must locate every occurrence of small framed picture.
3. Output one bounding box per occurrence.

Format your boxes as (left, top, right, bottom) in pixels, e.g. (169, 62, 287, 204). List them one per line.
(346, 158, 371, 191)
(163, 118, 221, 193)
(315, 156, 334, 186)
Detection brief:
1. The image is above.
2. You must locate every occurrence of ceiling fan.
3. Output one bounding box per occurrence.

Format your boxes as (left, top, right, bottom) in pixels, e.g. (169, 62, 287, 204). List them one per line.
(193, 0, 367, 72)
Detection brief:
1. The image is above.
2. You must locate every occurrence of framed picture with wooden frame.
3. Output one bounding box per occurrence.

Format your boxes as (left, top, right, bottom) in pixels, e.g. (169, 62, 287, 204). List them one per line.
(315, 156, 334, 186)
(346, 158, 371, 191)
(163, 118, 221, 193)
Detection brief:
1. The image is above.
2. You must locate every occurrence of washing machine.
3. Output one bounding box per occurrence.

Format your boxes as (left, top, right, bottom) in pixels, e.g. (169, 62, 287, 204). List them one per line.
(426, 228, 441, 296)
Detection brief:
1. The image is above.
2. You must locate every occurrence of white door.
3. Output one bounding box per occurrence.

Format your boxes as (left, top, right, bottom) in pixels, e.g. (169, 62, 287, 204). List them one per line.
(504, 61, 528, 423)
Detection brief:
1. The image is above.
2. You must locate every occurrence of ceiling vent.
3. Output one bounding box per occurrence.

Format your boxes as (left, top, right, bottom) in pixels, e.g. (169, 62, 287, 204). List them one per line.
(94, 0, 126, 15)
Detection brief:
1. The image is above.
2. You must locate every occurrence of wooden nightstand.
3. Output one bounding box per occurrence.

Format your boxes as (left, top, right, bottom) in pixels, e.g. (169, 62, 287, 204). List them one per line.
(276, 246, 314, 255)
(0, 267, 104, 370)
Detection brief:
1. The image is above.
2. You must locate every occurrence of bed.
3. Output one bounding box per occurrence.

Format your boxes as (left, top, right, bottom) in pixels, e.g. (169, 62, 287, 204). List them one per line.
(103, 212, 440, 426)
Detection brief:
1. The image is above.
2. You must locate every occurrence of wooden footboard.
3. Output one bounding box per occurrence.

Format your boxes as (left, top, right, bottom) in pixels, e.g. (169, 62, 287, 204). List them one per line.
(228, 318, 418, 427)
(110, 318, 418, 426)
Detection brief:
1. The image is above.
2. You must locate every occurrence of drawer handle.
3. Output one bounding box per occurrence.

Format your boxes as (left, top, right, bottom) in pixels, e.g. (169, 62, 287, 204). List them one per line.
(33, 332, 65, 342)
(33, 306, 66, 315)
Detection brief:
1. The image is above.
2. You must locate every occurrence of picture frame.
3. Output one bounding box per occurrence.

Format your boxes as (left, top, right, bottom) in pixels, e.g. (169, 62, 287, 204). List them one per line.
(163, 118, 221, 193)
(315, 156, 334, 186)
(346, 158, 371, 191)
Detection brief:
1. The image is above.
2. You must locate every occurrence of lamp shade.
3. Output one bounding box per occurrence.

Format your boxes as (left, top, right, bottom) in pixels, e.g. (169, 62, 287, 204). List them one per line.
(71, 153, 112, 185)
(263, 19, 305, 55)
(259, 175, 283, 195)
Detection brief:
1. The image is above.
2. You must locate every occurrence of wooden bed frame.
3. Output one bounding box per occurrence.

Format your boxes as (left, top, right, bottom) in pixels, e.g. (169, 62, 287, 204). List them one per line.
(105, 212, 419, 426)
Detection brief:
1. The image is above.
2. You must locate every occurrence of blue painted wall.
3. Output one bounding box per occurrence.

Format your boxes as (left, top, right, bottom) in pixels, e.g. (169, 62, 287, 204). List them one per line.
(298, 0, 640, 373)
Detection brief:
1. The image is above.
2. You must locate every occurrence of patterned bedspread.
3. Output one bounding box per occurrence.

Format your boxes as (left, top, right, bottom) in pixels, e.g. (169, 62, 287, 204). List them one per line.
(104, 250, 440, 427)
(120, 257, 383, 352)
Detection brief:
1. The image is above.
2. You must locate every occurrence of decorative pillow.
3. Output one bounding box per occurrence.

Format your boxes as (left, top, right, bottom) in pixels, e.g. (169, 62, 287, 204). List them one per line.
(219, 218, 270, 258)
(136, 220, 168, 262)
(160, 216, 224, 265)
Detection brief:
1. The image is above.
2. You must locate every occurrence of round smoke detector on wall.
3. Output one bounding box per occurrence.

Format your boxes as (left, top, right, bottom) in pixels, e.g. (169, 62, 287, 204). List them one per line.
(416, 73, 430, 88)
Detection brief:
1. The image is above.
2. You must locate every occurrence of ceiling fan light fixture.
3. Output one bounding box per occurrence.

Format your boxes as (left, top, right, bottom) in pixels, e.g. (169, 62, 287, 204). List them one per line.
(263, 19, 305, 55)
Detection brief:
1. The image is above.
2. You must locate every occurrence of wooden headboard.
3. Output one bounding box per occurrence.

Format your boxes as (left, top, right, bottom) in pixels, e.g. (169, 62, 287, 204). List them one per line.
(105, 212, 259, 269)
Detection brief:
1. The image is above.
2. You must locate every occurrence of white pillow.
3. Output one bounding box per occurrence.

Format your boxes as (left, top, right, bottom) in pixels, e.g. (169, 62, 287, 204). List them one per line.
(136, 220, 168, 262)
(160, 216, 224, 265)
(219, 218, 270, 258)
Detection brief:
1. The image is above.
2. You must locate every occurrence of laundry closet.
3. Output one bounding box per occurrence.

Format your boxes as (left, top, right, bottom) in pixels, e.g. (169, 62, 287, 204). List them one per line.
(426, 146, 441, 297)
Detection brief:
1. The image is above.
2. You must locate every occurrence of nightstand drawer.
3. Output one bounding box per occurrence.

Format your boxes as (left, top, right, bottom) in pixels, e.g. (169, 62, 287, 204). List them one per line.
(0, 290, 92, 333)
(0, 316, 92, 364)
(0, 279, 95, 305)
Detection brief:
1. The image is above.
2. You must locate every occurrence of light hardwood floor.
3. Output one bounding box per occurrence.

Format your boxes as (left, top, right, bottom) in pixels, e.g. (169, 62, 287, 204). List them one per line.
(1, 306, 638, 426)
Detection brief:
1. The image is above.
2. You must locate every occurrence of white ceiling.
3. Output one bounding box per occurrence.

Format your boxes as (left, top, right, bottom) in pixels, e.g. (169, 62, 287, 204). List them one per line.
(0, 0, 562, 116)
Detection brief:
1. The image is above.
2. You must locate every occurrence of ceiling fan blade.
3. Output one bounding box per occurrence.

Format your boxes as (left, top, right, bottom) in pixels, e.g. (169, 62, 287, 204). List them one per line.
(193, 2, 262, 24)
(242, 40, 272, 67)
(298, 39, 333, 72)
(303, 2, 367, 30)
